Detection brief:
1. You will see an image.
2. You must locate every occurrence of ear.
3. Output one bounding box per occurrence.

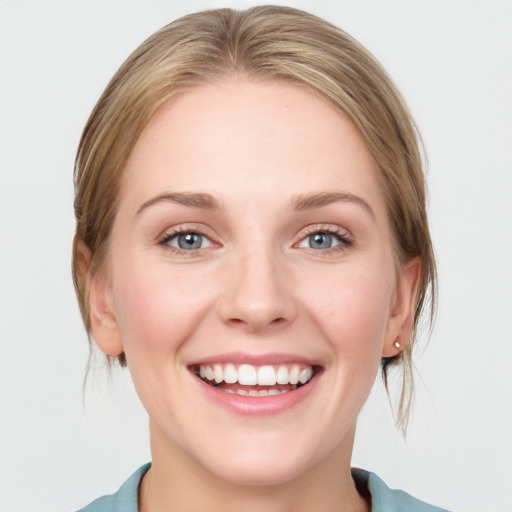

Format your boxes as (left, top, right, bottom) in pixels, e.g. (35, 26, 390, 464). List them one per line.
(382, 257, 421, 357)
(75, 240, 124, 357)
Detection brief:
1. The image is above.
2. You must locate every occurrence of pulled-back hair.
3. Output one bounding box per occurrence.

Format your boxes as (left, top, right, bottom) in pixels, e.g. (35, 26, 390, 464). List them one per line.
(73, 5, 436, 432)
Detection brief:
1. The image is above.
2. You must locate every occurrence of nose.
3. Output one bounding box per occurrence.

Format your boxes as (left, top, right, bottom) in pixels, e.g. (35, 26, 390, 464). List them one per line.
(218, 246, 297, 333)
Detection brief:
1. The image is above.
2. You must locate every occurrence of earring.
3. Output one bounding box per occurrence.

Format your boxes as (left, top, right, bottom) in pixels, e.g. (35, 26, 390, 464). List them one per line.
(394, 340, 400, 349)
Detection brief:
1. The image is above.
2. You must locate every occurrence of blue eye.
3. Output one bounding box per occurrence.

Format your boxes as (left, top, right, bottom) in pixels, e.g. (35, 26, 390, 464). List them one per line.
(308, 232, 335, 249)
(297, 229, 351, 251)
(162, 231, 213, 251)
(175, 233, 203, 249)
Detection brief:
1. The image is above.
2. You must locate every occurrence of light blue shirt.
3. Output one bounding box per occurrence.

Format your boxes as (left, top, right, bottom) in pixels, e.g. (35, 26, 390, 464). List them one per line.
(77, 464, 451, 511)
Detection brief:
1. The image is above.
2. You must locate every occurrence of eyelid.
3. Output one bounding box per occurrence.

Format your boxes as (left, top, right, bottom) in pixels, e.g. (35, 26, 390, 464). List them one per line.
(157, 223, 220, 255)
(154, 222, 353, 256)
(296, 224, 352, 240)
(294, 224, 354, 252)
(165, 231, 213, 250)
(157, 221, 215, 237)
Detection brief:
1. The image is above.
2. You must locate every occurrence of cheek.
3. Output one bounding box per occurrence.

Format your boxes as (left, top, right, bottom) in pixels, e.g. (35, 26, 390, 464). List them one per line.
(303, 262, 394, 358)
(111, 254, 214, 357)
(109, 256, 218, 419)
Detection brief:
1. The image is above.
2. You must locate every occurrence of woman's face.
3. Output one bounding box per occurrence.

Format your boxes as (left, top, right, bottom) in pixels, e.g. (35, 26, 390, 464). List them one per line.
(90, 80, 417, 484)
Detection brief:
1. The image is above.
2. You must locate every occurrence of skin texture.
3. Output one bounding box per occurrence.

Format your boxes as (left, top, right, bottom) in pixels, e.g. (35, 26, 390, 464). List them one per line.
(84, 80, 419, 511)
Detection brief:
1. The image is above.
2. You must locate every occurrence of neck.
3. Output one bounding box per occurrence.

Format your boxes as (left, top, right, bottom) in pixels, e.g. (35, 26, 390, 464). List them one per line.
(139, 421, 370, 512)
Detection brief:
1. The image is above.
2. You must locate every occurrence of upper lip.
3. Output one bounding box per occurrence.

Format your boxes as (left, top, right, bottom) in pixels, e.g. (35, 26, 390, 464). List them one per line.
(187, 352, 322, 368)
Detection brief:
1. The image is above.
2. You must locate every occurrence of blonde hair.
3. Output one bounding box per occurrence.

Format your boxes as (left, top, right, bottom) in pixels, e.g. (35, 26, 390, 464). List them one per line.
(73, 5, 436, 431)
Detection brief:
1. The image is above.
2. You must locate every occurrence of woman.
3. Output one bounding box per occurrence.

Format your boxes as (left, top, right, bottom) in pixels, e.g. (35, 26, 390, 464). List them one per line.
(73, 6, 448, 511)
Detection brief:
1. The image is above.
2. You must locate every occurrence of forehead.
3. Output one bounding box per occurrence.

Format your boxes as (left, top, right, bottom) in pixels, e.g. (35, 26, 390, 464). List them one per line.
(120, 79, 386, 216)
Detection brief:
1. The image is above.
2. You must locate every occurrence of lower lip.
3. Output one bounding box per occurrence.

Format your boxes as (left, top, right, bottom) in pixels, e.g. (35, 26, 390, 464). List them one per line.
(191, 371, 320, 416)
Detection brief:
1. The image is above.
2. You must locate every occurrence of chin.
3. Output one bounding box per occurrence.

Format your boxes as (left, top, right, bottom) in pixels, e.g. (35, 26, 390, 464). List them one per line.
(188, 429, 332, 487)
(203, 453, 313, 487)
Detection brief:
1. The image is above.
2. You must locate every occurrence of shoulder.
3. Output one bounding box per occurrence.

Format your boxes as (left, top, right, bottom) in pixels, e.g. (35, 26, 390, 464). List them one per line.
(352, 468, 453, 512)
(75, 463, 150, 512)
(75, 464, 451, 512)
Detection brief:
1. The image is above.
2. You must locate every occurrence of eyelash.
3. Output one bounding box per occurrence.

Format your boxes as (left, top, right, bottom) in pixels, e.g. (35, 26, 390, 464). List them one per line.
(157, 226, 214, 256)
(298, 225, 354, 255)
(157, 225, 353, 256)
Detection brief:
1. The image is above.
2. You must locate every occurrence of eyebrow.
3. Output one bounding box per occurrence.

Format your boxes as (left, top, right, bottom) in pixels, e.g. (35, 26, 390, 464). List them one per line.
(136, 192, 220, 215)
(136, 190, 374, 217)
(290, 191, 375, 217)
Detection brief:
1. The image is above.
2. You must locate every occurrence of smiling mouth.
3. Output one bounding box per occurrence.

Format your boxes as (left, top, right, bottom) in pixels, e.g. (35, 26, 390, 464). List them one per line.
(191, 363, 319, 397)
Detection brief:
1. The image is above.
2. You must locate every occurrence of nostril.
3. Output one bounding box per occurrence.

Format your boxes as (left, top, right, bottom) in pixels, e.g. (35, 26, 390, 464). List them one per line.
(227, 318, 244, 327)
(225, 315, 287, 332)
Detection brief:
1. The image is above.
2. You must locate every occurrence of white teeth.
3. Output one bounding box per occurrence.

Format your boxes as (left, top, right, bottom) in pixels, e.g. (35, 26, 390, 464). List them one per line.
(196, 363, 315, 388)
(224, 363, 238, 384)
(289, 366, 300, 385)
(299, 367, 313, 384)
(238, 364, 257, 385)
(205, 366, 215, 381)
(276, 365, 289, 385)
(213, 364, 223, 383)
(257, 365, 277, 386)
